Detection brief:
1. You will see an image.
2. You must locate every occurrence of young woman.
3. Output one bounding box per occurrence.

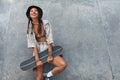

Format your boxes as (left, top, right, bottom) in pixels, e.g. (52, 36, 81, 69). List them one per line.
(26, 5, 67, 80)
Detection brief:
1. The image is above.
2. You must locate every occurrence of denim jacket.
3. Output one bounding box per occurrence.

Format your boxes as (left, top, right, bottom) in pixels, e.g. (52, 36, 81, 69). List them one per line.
(27, 20, 54, 48)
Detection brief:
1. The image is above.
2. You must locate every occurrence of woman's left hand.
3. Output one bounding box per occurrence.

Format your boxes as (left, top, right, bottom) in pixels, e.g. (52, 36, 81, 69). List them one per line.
(47, 56, 54, 63)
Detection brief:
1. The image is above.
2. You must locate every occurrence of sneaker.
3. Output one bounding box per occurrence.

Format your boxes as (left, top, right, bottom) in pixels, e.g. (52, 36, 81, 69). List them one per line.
(43, 73, 50, 80)
(44, 77, 50, 80)
(43, 73, 47, 77)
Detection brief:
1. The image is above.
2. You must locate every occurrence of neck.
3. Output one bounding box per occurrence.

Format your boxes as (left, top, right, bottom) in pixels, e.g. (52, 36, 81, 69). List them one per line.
(32, 19, 39, 24)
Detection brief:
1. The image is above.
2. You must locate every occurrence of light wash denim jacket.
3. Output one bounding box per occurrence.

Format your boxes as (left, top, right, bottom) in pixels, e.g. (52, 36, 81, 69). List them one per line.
(27, 20, 54, 48)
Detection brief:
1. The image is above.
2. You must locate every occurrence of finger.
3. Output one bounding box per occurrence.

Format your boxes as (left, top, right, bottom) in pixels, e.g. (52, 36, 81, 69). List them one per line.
(47, 59, 49, 63)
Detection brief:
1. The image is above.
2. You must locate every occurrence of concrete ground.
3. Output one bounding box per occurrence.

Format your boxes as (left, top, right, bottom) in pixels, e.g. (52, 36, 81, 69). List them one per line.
(0, 0, 120, 80)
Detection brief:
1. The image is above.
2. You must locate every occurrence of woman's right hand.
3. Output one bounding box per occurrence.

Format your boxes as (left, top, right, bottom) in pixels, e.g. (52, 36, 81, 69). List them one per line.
(36, 60, 43, 67)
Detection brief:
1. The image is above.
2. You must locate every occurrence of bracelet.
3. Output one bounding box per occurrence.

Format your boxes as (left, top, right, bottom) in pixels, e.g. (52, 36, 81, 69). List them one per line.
(36, 60, 40, 62)
(48, 56, 53, 58)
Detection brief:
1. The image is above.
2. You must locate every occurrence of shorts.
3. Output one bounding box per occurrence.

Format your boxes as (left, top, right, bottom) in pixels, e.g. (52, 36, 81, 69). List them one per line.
(33, 42, 48, 56)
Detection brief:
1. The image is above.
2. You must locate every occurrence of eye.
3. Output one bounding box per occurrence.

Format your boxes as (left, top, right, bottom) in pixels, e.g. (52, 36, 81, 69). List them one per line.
(30, 8, 38, 12)
(30, 9, 34, 13)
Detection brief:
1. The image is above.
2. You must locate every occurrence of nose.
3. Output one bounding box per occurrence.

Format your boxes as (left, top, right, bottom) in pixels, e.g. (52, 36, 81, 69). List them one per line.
(31, 10, 37, 13)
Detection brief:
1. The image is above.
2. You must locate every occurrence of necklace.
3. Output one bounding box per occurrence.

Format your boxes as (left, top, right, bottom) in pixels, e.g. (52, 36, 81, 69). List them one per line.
(32, 22, 39, 25)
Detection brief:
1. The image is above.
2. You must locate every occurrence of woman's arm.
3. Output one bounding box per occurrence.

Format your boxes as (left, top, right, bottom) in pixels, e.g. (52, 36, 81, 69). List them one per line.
(26, 26, 43, 66)
(48, 43, 53, 56)
(47, 43, 54, 63)
(45, 20, 54, 62)
(33, 47, 43, 66)
(33, 47, 40, 62)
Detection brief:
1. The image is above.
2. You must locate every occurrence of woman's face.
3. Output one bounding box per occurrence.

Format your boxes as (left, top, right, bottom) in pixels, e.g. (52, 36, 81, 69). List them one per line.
(30, 8, 39, 19)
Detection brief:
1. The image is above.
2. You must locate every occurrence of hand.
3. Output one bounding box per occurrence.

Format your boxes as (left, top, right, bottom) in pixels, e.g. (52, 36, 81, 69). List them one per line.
(47, 56, 54, 63)
(36, 60, 43, 67)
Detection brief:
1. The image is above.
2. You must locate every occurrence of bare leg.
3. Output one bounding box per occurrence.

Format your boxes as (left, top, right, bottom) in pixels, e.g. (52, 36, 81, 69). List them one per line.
(50, 56, 67, 75)
(35, 65, 44, 80)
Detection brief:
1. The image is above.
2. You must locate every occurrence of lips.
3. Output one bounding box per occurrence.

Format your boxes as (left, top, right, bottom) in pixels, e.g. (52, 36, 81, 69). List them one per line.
(31, 14, 37, 16)
(31, 13, 37, 15)
(31, 14, 37, 17)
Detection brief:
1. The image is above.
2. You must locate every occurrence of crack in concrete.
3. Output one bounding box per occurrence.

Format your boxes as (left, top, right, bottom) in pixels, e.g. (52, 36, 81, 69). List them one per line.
(96, 0, 114, 80)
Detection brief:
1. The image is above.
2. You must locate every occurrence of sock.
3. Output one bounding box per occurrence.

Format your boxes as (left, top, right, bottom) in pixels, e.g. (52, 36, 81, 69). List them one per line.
(47, 71, 53, 77)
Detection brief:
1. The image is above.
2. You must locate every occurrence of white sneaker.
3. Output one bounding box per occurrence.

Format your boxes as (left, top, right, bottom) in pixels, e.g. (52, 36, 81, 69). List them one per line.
(45, 77, 50, 80)
(44, 73, 50, 80)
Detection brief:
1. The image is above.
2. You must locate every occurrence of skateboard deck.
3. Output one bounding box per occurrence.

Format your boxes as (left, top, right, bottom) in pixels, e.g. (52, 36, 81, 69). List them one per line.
(20, 46, 63, 71)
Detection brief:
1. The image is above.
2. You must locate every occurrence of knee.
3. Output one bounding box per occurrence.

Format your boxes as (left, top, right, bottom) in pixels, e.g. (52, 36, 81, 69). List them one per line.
(60, 61, 67, 70)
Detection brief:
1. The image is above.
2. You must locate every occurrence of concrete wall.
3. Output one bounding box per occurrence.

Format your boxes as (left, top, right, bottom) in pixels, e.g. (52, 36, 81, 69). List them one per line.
(0, 0, 120, 80)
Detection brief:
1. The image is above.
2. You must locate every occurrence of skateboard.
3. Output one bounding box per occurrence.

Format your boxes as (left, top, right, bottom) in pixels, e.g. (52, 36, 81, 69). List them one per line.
(20, 46, 63, 71)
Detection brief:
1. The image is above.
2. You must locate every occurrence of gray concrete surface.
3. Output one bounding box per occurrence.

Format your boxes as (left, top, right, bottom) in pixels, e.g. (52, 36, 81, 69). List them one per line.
(0, 0, 120, 80)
